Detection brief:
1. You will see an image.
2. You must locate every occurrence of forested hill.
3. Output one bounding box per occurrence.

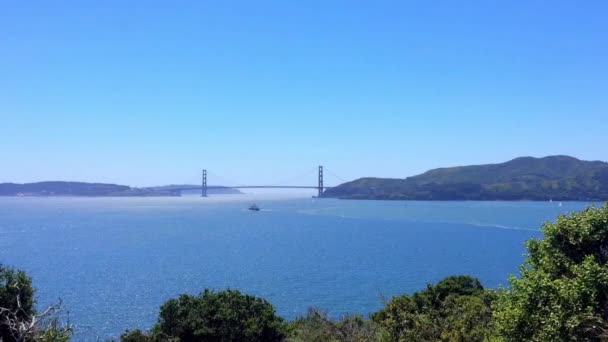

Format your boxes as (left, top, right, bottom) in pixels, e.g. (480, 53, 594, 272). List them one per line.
(323, 156, 608, 201)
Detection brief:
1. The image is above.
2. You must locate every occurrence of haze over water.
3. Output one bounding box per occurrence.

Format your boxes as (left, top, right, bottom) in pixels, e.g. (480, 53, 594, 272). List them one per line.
(0, 195, 596, 340)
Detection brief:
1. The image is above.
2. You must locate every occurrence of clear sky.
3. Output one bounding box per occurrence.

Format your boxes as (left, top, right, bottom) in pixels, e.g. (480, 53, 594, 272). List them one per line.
(1, 1, 607, 187)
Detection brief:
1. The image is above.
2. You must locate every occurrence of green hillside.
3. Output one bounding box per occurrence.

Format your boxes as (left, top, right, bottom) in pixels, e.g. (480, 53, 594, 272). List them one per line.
(323, 156, 608, 201)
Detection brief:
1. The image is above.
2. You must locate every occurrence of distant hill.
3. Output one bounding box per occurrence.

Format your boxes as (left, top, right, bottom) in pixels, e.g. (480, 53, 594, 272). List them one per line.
(146, 185, 242, 195)
(0, 181, 181, 197)
(323, 156, 608, 201)
(0, 181, 243, 197)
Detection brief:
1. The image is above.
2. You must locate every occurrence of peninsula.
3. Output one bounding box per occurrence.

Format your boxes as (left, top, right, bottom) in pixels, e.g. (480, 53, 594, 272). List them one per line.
(323, 155, 608, 201)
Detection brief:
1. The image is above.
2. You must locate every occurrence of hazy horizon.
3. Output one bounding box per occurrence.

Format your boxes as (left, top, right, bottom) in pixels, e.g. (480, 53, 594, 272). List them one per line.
(2, 154, 607, 188)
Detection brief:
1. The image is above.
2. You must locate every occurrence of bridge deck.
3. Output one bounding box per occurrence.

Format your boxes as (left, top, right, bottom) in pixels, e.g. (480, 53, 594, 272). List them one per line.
(171, 185, 331, 191)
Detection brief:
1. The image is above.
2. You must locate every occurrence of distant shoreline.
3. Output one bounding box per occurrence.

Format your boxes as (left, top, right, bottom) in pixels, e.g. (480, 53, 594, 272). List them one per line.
(0, 181, 241, 197)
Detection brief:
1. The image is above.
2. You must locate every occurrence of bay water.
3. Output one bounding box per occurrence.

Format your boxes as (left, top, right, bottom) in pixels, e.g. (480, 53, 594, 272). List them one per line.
(0, 196, 597, 340)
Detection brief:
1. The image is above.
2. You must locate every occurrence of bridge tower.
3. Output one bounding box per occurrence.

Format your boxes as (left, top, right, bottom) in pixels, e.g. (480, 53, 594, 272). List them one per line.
(318, 165, 323, 197)
(201, 169, 207, 197)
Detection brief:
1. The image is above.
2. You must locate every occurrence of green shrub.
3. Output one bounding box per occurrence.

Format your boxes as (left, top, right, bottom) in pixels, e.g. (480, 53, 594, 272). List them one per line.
(1, 264, 36, 342)
(495, 203, 608, 341)
(1, 264, 71, 342)
(288, 308, 386, 342)
(372, 275, 495, 342)
(122, 289, 286, 342)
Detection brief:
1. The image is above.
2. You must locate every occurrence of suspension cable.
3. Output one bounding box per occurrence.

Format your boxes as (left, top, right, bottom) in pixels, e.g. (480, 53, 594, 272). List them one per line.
(324, 168, 348, 184)
(205, 170, 246, 187)
(268, 167, 317, 186)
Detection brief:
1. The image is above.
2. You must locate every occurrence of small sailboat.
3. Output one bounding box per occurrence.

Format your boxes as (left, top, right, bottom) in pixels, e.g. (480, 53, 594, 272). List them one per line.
(248, 204, 260, 211)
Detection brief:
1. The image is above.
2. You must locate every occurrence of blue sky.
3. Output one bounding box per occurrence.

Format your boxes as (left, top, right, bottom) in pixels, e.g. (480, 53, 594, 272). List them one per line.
(1, 1, 607, 187)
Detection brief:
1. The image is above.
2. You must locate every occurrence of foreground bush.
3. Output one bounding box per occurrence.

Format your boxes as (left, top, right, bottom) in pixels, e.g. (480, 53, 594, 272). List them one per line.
(122, 289, 286, 342)
(372, 275, 496, 342)
(0, 264, 71, 342)
(495, 203, 608, 341)
(1, 264, 35, 341)
(287, 308, 387, 342)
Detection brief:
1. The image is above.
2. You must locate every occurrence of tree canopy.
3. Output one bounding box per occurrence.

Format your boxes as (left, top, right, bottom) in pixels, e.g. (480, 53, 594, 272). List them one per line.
(122, 289, 287, 342)
(0, 264, 36, 342)
(372, 275, 495, 341)
(287, 308, 384, 342)
(1, 264, 71, 342)
(495, 203, 608, 341)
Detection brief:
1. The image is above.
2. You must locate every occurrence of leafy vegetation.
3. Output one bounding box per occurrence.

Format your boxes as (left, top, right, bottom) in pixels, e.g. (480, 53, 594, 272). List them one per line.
(324, 156, 608, 200)
(494, 203, 608, 341)
(0, 264, 71, 342)
(121, 289, 287, 342)
(372, 275, 496, 341)
(1, 264, 35, 341)
(287, 308, 387, 342)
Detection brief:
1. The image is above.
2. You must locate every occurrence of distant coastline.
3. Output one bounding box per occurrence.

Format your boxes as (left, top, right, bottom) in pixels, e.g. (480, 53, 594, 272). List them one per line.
(0, 181, 241, 197)
(323, 155, 608, 201)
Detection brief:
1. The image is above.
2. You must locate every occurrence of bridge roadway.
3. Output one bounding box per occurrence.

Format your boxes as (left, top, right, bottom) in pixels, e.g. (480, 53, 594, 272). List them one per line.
(169, 185, 332, 191)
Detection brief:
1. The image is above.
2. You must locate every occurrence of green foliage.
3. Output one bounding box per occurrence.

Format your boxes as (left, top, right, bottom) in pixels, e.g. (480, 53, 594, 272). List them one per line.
(441, 294, 496, 342)
(35, 320, 73, 342)
(372, 275, 496, 342)
(1, 264, 36, 341)
(0, 264, 35, 315)
(1, 264, 71, 342)
(120, 329, 172, 342)
(120, 329, 150, 342)
(122, 289, 286, 342)
(494, 203, 608, 341)
(324, 156, 608, 200)
(287, 308, 387, 342)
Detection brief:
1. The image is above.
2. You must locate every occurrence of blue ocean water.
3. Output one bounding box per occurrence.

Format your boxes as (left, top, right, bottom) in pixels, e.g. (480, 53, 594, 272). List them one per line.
(0, 196, 597, 340)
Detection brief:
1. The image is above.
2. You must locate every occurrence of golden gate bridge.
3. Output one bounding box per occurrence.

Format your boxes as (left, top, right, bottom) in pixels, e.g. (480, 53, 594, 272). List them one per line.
(168, 166, 339, 197)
